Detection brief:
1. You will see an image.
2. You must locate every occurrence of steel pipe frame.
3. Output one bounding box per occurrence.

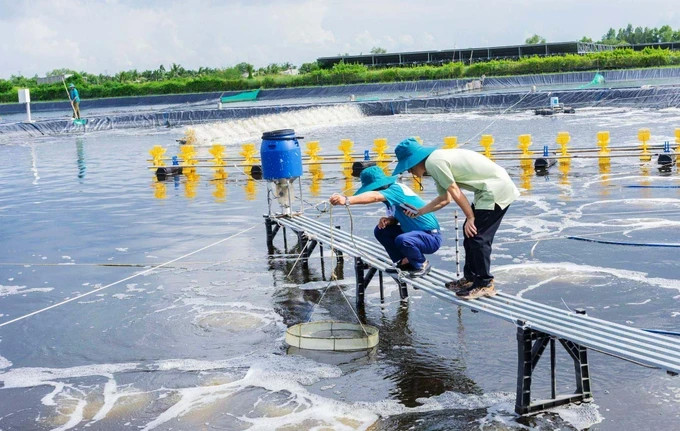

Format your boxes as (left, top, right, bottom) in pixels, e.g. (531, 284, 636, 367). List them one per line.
(278, 214, 680, 374)
(270, 213, 680, 415)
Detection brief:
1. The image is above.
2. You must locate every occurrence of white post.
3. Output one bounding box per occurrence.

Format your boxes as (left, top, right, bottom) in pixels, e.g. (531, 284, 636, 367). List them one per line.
(18, 88, 32, 122)
(454, 210, 460, 277)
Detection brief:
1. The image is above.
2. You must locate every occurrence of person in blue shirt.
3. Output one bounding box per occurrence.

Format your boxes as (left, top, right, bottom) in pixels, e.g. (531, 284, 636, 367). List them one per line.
(329, 166, 442, 277)
(68, 83, 81, 119)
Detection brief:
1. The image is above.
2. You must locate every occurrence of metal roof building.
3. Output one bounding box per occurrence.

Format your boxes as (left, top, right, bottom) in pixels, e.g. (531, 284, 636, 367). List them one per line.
(318, 42, 615, 68)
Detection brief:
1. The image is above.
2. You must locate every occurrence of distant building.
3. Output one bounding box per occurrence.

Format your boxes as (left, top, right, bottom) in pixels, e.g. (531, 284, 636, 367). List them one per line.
(36, 74, 73, 85)
(317, 41, 616, 69)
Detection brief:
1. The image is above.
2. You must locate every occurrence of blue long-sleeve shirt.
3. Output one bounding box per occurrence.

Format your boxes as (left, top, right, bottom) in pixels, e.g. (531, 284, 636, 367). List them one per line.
(69, 88, 80, 103)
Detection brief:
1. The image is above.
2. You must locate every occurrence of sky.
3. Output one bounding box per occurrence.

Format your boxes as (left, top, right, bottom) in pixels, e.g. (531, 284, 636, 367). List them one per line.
(1, 0, 679, 79)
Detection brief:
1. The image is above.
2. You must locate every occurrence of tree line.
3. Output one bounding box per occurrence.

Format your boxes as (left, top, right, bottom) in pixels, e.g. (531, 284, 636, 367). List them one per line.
(526, 24, 680, 45)
(2, 47, 679, 103)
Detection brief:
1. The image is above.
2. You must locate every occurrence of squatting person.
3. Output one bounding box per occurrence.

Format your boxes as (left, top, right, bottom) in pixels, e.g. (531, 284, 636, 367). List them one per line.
(329, 165, 442, 278)
(392, 137, 519, 299)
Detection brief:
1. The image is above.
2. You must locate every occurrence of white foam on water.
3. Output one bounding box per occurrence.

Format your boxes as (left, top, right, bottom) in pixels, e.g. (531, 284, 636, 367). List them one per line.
(550, 402, 604, 430)
(0, 284, 54, 296)
(497, 197, 680, 247)
(517, 275, 560, 298)
(188, 104, 365, 145)
(0, 350, 608, 431)
(627, 299, 652, 305)
(0, 348, 11, 369)
(125, 283, 145, 293)
(495, 262, 680, 294)
(167, 298, 286, 334)
(358, 389, 603, 430)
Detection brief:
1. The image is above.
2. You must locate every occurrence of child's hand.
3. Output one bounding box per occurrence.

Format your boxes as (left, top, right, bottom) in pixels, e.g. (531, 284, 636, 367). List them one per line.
(377, 217, 392, 229)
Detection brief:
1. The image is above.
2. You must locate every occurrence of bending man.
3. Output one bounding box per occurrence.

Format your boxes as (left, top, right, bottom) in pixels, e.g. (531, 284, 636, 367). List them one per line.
(329, 166, 442, 278)
(393, 138, 519, 299)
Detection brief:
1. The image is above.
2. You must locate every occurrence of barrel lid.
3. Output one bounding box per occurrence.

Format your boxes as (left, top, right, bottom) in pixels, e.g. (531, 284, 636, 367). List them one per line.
(262, 129, 295, 139)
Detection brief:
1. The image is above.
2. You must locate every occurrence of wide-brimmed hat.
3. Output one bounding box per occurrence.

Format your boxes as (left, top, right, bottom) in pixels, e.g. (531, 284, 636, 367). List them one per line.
(392, 137, 436, 175)
(68, 83, 75, 88)
(355, 166, 397, 195)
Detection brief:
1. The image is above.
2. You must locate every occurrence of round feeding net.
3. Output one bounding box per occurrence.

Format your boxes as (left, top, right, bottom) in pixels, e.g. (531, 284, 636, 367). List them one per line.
(285, 321, 379, 351)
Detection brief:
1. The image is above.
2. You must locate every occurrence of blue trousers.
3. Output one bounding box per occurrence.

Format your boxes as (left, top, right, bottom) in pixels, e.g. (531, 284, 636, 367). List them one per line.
(374, 224, 442, 269)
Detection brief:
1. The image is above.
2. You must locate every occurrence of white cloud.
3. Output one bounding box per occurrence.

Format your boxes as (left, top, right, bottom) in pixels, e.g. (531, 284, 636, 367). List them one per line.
(398, 34, 415, 47)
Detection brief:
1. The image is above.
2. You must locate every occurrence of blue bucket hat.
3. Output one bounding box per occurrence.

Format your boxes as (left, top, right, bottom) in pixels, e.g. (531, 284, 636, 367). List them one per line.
(355, 166, 396, 195)
(392, 137, 437, 176)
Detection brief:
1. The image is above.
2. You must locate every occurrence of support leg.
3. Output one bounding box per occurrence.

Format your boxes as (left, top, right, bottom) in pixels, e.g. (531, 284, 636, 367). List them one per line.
(264, 216, 278, 253)
(515, 321, 534, 414)
(354, 257, 365, 307)
(515, 319, 593, 415)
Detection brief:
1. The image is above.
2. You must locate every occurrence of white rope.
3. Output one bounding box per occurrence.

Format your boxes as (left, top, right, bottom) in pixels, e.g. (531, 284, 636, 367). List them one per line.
(305, 204, 370, 337)
(285, 236, 314, 278)
(0, 225, 258, 329)
(461, 89, 533, 146)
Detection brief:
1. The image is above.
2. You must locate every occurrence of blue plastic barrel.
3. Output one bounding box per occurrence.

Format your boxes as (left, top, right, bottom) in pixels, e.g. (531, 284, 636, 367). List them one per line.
(260, 129, 303, 180)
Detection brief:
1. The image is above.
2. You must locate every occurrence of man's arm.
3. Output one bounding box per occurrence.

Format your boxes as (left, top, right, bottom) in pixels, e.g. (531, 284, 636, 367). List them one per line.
(417, 193, 451, 215)
(445, 183, 477, 237)
(413, 182, 477, 237)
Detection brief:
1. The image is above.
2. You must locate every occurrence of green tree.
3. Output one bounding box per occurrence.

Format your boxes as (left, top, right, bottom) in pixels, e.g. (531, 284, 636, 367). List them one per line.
(658, 25, 674, 42)
(0, 79, 13, 92)
(299, 61, 320, 74)
(234, 62, 255, 78)
(263, 64, 280, 74)
(370, 47, 387, 54)
(579, 36, 593, 43)
(602, 28, 616, 42)
(525, 34, 546, 44)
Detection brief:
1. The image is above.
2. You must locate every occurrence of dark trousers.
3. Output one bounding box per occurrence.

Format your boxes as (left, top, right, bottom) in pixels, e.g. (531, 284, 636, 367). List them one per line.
(463, 204, 509, 287)
(374, 224, 442, 269)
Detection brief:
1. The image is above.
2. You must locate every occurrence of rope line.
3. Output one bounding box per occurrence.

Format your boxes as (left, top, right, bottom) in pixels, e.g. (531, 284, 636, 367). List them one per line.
(462, 89, 533, 145)
(285, 238, 314, 278)
(305, 204, 369, 337)
(567, 236, 680, 248)
(0, 225, 258, 329)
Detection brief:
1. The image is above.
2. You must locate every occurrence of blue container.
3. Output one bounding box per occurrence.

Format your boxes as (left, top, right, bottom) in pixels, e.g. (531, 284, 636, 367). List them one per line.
(260, 129, 303, 180)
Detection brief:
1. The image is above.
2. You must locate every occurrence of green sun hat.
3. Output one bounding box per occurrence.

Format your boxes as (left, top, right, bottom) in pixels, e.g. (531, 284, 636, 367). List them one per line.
(354, 166, 397, 195)
(392, 137, 437, 176)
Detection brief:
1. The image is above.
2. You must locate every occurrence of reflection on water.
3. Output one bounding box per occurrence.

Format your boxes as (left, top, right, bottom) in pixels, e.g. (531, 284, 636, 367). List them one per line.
(75, 138, 86, 179)
(598, 156, 611, 196)
(30, 143, 40, 185)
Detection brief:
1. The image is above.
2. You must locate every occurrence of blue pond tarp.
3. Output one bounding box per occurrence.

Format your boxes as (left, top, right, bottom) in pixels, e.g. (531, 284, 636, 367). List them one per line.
(1, 73, 680, 137)
(2, 66, 680, 116)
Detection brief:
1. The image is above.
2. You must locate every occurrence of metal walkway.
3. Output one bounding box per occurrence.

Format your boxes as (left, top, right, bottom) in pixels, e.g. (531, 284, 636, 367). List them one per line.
(265, 213, 680, 415)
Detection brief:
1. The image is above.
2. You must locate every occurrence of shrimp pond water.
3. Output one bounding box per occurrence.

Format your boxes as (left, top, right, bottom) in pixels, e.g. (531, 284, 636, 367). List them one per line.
(1, 106, 679, 430)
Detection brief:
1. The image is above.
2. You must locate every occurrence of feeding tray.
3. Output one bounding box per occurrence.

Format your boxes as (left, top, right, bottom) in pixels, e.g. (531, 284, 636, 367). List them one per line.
(285, 320, 379, 351)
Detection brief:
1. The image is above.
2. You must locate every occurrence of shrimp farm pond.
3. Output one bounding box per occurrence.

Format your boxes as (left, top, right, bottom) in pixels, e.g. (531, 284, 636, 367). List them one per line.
(1, 84, 680, 431)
